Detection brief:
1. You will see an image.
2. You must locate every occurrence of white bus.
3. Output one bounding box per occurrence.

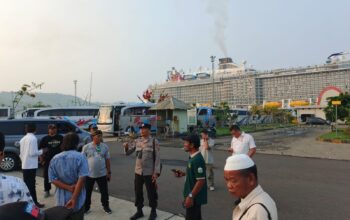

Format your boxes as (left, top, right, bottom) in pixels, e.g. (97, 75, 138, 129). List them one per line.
(97, 103, 157, 135)
(0, 107, 13, 120)
(34, 107, 99, 129)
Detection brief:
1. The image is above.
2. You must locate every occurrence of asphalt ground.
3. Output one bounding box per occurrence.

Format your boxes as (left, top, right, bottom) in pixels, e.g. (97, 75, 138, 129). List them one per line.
(86, 140, 350, 220)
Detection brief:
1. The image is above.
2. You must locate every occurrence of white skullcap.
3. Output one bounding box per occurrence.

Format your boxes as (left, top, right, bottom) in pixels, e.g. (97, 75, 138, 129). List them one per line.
(224, 154, 255, 171)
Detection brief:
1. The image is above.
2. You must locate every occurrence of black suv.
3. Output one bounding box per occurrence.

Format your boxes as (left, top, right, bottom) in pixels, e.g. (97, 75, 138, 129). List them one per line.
(305, 117, 331, 125)
(0, 119, 91, 171)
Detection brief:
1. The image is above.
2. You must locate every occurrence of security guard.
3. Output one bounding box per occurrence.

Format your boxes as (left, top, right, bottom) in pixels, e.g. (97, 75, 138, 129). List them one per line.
(123, 123, 160, 220)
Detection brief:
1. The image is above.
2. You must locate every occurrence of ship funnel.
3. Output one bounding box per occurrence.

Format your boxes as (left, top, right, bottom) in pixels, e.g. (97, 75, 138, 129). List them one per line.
(218, 57, 237, 69)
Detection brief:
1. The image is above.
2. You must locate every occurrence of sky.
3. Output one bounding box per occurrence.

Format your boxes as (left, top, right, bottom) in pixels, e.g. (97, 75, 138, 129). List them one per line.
(0, 0, 349, 103)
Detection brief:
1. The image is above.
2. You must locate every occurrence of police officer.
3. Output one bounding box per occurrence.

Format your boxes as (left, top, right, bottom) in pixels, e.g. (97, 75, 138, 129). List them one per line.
(123, 123, 160, 220)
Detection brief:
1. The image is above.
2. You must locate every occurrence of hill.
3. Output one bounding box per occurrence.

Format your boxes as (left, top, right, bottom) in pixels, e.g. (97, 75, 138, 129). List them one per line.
(0, 92, 99, 111)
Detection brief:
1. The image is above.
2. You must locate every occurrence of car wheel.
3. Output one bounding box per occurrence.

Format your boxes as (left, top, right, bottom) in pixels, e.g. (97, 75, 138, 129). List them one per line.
(0, 153, 19, 172)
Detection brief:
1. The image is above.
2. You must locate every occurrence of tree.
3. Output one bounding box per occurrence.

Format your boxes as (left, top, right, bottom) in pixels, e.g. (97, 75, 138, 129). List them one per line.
(324, 92, 350, 122)
(215, 102, 237, 127)
(26, 101, 51, 108)
(12, 82, 44, 114)
(249, 105, 262, 129)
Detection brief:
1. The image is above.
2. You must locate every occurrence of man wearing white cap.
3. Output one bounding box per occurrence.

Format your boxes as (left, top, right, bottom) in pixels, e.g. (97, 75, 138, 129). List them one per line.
(228, 125, 256, 157)
(224, 154, 277, 220)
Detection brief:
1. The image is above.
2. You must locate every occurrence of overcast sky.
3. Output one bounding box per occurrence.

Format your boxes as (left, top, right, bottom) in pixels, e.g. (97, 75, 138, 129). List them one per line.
(0, 0, 349, 103)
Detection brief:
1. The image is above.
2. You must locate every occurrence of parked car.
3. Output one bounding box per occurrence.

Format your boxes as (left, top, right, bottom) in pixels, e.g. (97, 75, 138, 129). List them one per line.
(0, 118, 92, 171)
(305, 117, 331, 125)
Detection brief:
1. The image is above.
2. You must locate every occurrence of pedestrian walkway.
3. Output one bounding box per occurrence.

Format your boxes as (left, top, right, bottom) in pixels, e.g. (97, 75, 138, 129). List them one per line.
(8, 171, 184, 220)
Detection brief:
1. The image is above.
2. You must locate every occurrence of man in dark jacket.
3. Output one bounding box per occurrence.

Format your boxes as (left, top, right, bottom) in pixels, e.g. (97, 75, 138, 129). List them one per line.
(39, 124, 63, 197)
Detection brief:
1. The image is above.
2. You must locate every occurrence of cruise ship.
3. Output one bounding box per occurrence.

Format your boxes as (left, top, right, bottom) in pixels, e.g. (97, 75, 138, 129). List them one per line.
(149, 52, 350, 108)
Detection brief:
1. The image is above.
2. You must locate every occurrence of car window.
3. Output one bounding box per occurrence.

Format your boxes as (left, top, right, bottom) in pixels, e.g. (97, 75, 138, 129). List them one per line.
(32, 122, 50, 135)
(57, 122, 75, 134)
(0, 121, 25, 135)
(198, 109, 207, 116)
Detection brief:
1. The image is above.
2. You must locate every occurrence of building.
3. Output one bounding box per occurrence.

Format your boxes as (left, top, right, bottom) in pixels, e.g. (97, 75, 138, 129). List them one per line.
(149, 53, 350, 109)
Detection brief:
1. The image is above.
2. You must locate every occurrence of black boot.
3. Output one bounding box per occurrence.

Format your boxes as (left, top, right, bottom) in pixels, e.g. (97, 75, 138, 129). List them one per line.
(130, 208, 144, 220)
(148, 208, 157, 220)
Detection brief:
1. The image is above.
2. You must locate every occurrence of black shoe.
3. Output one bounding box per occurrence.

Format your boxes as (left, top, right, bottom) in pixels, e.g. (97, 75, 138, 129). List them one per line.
(35, 202, 45, 208)
(148, 210, 157, 220)
(103, 206, 112, 214)
(130, 210, 144, 220)
(84, 207, 91, 214)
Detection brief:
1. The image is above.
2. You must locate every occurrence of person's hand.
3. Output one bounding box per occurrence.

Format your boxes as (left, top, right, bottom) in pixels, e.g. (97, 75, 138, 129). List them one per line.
(152, 173, 158, 183)
(39, 155, 45, 165)
(107, 174, 111, 182)
(42, 147, 49, 154)
(123, 143, 129, 151)
(173, 170, 185, 178)
(184, 196, 194, 208)
(228, 148, 234, 153)
(68, 184, 76, 193)
(65, 198, 76, 209)
(203, 141, 209, 150)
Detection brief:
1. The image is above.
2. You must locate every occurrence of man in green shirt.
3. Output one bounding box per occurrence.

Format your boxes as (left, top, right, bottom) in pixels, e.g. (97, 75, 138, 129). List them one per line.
(174, 134, 207, 220)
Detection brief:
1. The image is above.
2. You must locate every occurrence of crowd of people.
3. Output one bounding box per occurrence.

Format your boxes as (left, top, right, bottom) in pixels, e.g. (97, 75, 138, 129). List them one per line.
(0, 122, 277, 220)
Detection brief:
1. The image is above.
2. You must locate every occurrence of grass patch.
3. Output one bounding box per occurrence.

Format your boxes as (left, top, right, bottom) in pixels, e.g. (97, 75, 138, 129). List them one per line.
(216, 123, 296, 136)
(319, 130, 350, 141)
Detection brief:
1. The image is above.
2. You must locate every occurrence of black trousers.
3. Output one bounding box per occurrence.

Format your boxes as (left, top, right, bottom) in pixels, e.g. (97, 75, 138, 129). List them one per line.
(186, 205, 202, 220)
(22, 169, 38, 204)
(43, 163, 51, 192)
(85, 176, 109, 209)
(134, 174, 158, 209)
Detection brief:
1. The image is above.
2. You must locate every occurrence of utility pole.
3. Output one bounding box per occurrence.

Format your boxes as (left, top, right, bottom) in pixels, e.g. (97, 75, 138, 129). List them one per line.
(73, 80, 77, 106)
(89, 73, 92, 105)
(210, 55, 216, 106)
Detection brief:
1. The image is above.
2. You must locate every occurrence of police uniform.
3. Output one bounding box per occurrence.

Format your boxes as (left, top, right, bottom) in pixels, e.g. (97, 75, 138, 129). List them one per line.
(184, 151, 207, 220)
(125, 131, 160, 211)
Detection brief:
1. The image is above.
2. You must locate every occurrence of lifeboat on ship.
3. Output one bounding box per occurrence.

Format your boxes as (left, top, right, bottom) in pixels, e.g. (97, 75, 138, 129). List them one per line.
(289, 100, 310, 107)
(264, 102, 282, 108)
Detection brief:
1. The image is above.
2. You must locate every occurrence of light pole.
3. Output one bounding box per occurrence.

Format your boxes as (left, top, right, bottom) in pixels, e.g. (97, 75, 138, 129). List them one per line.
(73, 80, 77, 106)
(210, 55, 216, 106)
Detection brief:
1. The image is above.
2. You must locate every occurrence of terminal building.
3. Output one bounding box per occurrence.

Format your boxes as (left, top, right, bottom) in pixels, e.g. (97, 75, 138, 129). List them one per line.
(149, 53, 350, 109)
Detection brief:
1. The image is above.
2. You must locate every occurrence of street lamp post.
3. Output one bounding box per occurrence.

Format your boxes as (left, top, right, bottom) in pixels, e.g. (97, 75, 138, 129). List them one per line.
(210, 56, 216, 106)
(73, 80, 77, 106)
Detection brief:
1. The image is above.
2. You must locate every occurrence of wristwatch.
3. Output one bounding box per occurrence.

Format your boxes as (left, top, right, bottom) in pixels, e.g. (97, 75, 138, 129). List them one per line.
(188, 193, 193, 198)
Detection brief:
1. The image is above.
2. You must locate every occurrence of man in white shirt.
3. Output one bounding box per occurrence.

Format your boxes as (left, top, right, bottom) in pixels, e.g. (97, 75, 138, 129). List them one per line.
(228, 125, 256, 157)
(199, 129, 215, 191)
(19, 123, 45, 208)
(224, 154, 278, 220)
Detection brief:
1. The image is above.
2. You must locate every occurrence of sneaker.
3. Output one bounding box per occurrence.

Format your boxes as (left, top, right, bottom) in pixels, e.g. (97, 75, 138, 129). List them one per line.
(148, 210, 157, 220)
(209, 186, 215, 191)
(103, 206, 112, 214)
(44, 191, 50, 198)
(35, 202, 45, 208)
(84, 207, 91, 214)
(130, 210, 144, 220)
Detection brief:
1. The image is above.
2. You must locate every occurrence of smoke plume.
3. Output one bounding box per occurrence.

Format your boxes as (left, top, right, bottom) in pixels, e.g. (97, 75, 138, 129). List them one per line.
(206, 0, 229, 57)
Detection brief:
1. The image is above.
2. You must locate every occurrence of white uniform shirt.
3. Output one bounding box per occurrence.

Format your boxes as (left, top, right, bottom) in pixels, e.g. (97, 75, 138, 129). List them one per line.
(230, 132, 256, 155)
(233, 185, 278, 220)
(19, 133, 43, 169)
(199, 138, 215, 164)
